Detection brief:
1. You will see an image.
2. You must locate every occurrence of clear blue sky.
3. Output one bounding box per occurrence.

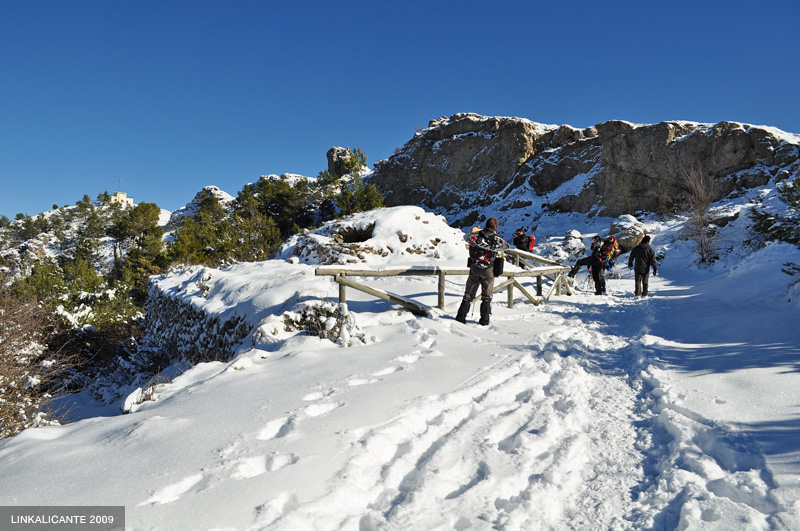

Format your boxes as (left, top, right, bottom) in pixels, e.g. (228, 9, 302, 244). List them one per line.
(2, 0, 798, 218)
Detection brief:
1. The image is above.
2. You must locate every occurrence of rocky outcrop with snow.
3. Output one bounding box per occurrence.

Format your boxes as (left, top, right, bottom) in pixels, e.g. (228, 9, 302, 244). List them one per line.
(166, 185, 235, 230)
(371, 113, 800, 219)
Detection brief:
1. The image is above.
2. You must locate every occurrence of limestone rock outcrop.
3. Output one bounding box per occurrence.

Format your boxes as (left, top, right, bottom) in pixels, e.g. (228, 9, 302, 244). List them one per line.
(370, 113, 800, 218)
(327, 147, 351, 177)
(372, 113, 553, 209)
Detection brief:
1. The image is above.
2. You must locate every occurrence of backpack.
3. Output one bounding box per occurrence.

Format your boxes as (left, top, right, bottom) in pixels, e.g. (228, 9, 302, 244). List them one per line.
(600, 236, 619, 264)
(468, 230, 495, 269)
(528, 234, 535, 251)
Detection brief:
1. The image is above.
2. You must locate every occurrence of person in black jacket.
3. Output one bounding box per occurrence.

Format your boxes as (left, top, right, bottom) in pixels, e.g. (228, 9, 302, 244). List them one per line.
(567, 236, 606, 295)
(512, 228, 534, 251)
(456, 218, 507, 326)
(628, 235, 658, 297)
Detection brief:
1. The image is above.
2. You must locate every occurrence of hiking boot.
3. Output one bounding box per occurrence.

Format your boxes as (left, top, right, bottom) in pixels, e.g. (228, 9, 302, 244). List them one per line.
(455, 299, 470, 324)
(478, 300, 491, 326)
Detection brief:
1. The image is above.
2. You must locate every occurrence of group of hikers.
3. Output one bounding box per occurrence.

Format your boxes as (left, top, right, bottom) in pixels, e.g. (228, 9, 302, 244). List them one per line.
(566, 234, 658, 296)
(455, 219, 659, 325)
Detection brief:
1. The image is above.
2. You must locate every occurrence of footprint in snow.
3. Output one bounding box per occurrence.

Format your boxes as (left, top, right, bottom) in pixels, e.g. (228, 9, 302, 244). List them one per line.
(267, 452, 299, 471)
(139, 473, 205, 506)
(230, 456, 268, 480)
(347, 377, 378, 386)
(303, 401, 344, 417)
(395, 353, 420, 364)
(257, 416, 294, 440)
(372, 365, 404, 377)
(302, 391, 326, 401)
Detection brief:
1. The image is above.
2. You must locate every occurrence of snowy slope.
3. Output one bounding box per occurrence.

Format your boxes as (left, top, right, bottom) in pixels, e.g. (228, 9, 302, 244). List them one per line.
(1, 205, 799, 530)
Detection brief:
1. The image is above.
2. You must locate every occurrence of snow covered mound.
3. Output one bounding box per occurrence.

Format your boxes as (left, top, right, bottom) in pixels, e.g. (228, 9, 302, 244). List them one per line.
(277, 205, 468, 267)
(148, 207, 477, 353)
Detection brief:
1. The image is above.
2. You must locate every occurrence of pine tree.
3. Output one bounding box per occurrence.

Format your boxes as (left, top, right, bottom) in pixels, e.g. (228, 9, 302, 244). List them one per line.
(336, 176, 384, 217)
(750, 175, 800, 246)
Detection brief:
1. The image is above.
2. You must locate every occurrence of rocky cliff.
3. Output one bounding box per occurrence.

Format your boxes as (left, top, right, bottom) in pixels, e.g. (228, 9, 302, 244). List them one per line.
(370, 113, 800, 220)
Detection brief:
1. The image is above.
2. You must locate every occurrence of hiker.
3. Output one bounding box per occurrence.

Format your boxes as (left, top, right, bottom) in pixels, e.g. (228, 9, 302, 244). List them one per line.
(513, 228, 535, 252)
(628, 235, 658, 297)
(455, 217, 508, 326)
(567, 235, 606, 295)
(599, 235, 620, 270)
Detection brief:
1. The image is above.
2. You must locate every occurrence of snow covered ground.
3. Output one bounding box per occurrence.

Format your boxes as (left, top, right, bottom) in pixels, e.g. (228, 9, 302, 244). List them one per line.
(1, 205, 799, 530)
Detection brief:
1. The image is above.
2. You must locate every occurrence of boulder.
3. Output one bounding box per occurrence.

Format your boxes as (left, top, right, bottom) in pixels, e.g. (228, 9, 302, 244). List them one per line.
(608, 215, 646, 252)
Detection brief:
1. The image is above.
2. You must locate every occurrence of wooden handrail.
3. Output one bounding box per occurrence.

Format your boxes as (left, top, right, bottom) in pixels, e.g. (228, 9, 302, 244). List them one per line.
(314, 265, 569, 277)
(315, 263, 571, 314)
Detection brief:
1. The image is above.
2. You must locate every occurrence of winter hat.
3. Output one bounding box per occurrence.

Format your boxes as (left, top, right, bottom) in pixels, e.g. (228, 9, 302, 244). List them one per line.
(642, 235, 651, 243)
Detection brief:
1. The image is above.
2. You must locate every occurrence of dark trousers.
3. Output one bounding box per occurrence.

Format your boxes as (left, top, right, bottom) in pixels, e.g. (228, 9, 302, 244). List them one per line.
(572, 257, 605, 294)
(463, 266, 494, 302)
(634, 271, 650, 296)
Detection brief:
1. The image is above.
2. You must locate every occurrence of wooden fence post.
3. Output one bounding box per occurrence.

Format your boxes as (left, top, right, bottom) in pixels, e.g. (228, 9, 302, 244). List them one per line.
(338, 274, 346, 304)
(438, 271, 446, 310)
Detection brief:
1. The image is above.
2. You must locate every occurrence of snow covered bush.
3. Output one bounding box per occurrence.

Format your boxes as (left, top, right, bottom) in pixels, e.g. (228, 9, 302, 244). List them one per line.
(750, 174, 800, 247)
(281, 302, 366, 347)
(750, 174, 800, 289)
(144, 281, 252, 364)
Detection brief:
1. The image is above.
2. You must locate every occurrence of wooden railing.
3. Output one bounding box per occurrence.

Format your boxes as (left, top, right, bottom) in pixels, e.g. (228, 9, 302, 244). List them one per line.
(315, 250, 571, 316)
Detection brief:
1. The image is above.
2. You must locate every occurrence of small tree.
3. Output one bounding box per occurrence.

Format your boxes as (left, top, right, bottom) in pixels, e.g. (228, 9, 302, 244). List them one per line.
(336, 176, 384, 217)
(97, 190, 111, 205)
(343, 146, 368, 177)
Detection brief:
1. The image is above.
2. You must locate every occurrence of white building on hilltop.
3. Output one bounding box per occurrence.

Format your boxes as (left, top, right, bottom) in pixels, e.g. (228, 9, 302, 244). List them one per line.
(110, 191, 134, 206)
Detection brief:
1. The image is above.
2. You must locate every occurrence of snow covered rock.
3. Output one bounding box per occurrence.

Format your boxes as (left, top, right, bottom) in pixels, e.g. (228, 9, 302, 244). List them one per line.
(371, 113, 800, 219)
(609, 214, 646, 252)
(166, 185, 235, 230)
(277, 205, 467, 267)
(536, 229, 587, 263)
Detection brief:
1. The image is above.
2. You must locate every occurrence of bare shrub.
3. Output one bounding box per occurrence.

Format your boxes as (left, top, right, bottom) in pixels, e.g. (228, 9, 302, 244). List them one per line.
(680, 168, 721, 264)
(0, 290, 69, 439)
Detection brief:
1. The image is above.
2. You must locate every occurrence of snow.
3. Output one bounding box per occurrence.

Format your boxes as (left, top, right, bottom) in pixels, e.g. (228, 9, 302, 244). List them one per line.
(2, 205, 800, 530)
